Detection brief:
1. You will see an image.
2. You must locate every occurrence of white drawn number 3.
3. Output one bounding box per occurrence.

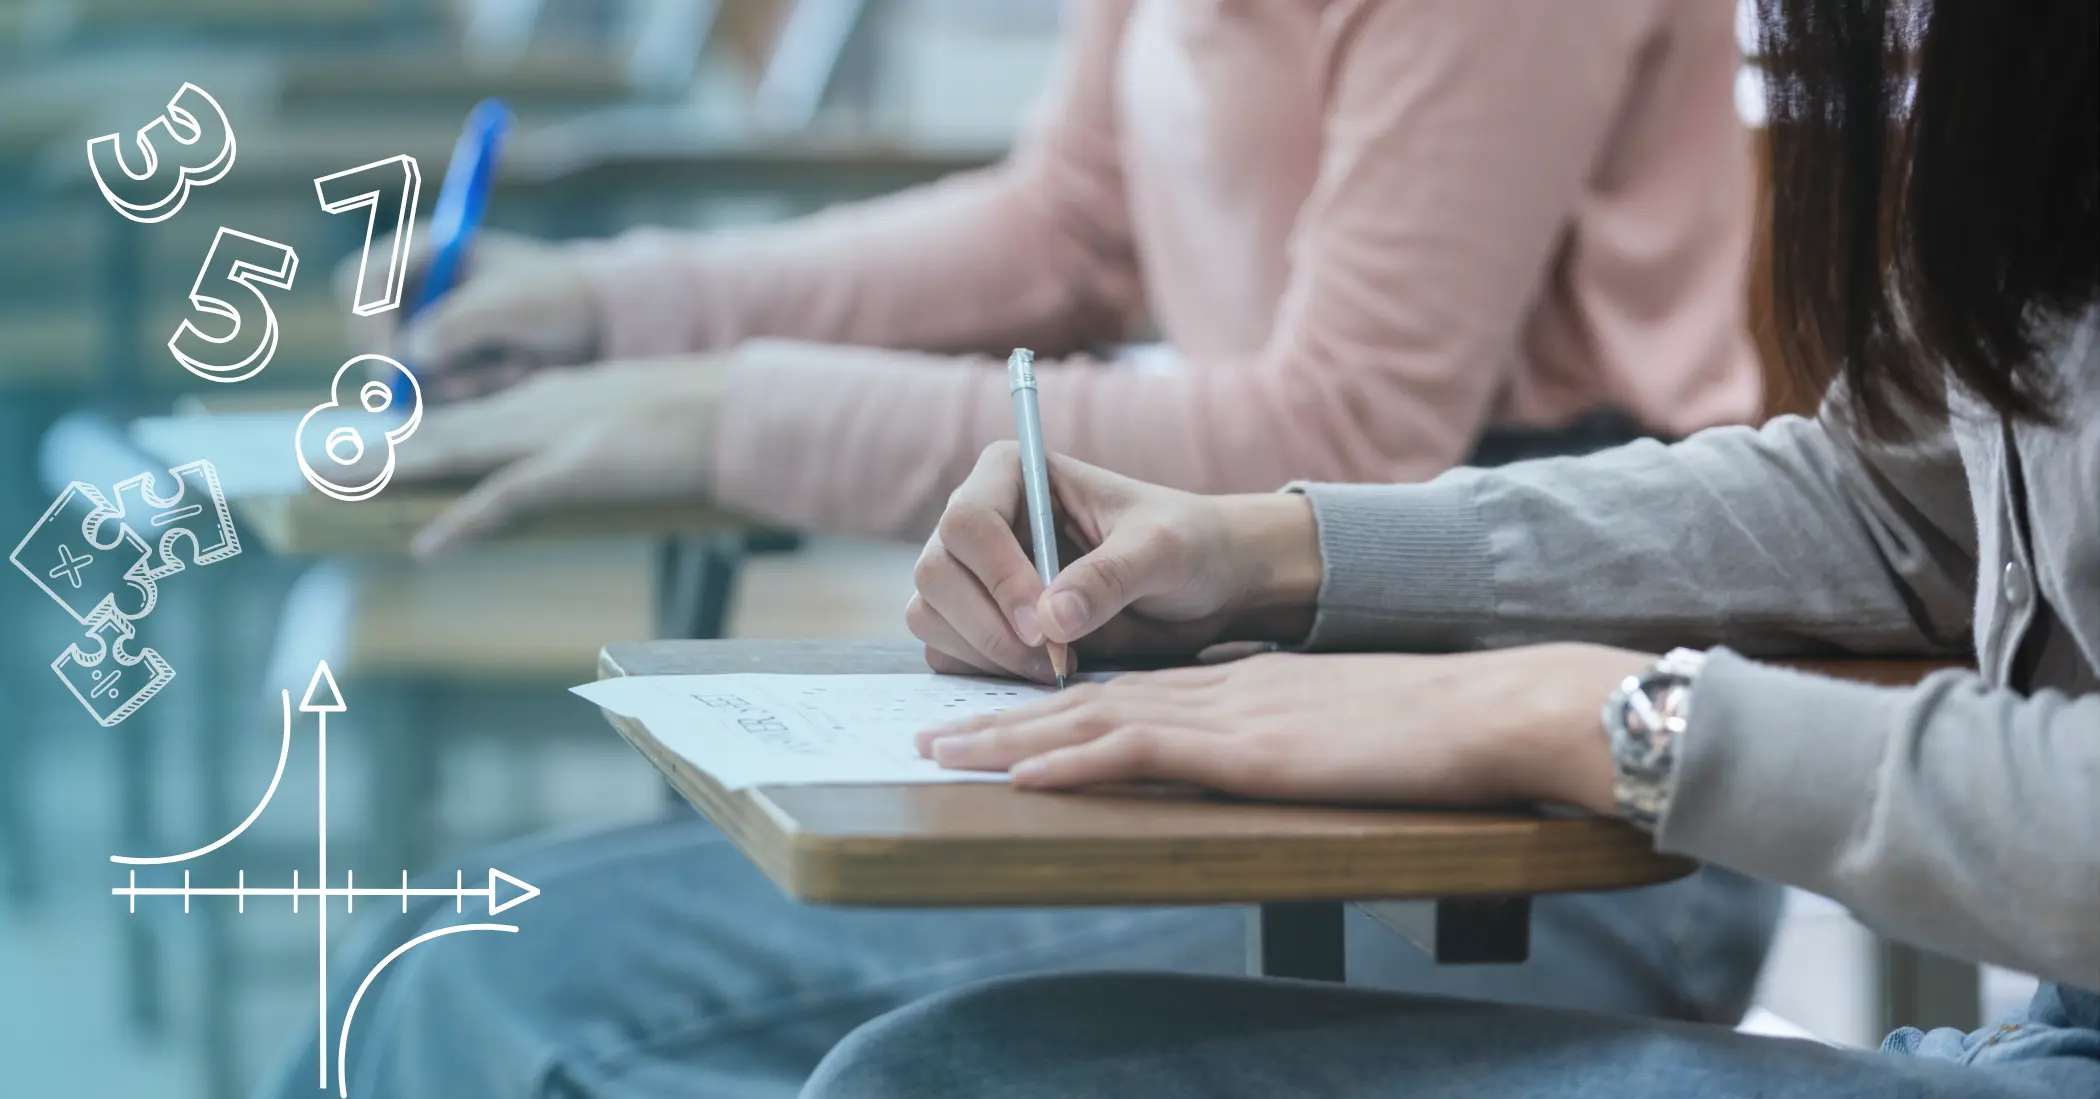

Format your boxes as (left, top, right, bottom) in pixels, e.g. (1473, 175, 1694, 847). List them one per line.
(86, 82, 236, 224)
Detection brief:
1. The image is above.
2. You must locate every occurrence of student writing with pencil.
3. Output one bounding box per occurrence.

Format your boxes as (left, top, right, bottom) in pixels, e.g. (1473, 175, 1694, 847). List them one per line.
(811, 1, 2100, 1093)
(273, 4, 1779, 1096)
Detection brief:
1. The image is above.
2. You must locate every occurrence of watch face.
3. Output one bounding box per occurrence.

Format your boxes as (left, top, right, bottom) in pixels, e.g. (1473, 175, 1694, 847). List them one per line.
(1609, 651, 1704, 831)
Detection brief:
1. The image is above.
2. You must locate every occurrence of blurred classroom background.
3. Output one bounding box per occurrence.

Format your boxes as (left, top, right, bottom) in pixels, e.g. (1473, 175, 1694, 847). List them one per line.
(0, 3, 2038, 1097)
(0, 3, 1049, 1095)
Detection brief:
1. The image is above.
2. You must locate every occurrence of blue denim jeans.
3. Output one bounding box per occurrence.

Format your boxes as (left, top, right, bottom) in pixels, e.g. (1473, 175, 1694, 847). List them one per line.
(803, 973, 2100, 1099)
(254, 814, 1779, 1099)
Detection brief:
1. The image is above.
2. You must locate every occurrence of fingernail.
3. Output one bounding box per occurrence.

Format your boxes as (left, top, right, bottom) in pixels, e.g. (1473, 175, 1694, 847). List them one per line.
(1046, 590, 1090, 637)
(1011, 605, 1043, 646)
(1010, 758, 1046, 782)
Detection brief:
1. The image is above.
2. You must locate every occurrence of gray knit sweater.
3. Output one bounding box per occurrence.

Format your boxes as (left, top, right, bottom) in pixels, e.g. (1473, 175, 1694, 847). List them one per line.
(1294, 311, 2100, 989)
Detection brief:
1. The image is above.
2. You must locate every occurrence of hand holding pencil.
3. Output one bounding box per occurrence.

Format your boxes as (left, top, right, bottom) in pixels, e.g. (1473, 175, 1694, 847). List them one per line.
(905, 359, 1322, 685)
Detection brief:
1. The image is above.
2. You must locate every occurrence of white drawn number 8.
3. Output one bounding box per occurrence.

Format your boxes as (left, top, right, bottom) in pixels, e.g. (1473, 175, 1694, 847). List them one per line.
(296, 356, 423, 503)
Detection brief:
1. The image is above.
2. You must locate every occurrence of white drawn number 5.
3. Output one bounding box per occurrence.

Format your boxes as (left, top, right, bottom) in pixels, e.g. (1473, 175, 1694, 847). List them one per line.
(168, 228, 300, 384)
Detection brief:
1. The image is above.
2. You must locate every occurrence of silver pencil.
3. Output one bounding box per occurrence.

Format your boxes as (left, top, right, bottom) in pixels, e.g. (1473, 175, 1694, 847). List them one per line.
(1007, 349, 1069, 687)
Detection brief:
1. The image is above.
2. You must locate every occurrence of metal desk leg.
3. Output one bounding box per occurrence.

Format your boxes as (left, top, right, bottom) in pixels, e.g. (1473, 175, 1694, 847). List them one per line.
(1247, 902, 1347, 981)
(654, 536, 744, 641)
(1878, 940, 1980, 1033)
(1361, 897, 1532, 964)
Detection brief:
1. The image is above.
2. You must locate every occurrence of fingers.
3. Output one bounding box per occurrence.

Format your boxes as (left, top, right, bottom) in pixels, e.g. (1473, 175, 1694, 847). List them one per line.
(909, 543, 1056, 683)
(926, 710, 1109, 772)
(916, 674, 1220, 765)
(936, 492, 1048, 643)
(1037, 522, 1181, 643)
(399, 277, 539, 373)
(409, 444, 575, 558)
(919, 683, 1134, 771)
(1010, 726, 1246, 790)
(914, 681, 1096, 754)
(392, 399, 525, 481)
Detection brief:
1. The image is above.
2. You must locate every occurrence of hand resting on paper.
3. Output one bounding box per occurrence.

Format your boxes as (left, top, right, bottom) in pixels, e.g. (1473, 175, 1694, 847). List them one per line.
(917, 639, 1643, 812)
(394, 356, 730, 557)
(906, 444, 1325, 684)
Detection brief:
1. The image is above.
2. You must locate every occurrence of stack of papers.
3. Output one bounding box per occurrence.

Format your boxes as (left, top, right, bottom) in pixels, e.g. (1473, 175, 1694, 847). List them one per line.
(573, 673, 1062, 789)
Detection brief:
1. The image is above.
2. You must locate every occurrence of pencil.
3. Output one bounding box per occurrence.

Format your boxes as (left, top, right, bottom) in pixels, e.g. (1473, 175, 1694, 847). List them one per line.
(1006, 348, 1068, 688)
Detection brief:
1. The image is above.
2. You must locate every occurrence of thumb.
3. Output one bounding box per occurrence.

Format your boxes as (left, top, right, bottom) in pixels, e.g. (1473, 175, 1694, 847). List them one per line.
(1037, 524, 1178, 644)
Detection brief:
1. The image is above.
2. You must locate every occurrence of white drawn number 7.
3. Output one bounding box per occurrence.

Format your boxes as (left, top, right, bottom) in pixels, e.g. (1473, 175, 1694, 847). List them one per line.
(315, 155, 423, 317)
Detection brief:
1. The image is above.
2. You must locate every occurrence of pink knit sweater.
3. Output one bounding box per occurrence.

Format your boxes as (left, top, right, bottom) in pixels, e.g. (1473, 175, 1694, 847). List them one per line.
(571, 0, 1760, 538)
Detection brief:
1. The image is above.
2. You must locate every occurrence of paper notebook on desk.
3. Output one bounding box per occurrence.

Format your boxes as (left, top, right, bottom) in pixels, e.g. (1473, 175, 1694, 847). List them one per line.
(574, 674, 1063, 789)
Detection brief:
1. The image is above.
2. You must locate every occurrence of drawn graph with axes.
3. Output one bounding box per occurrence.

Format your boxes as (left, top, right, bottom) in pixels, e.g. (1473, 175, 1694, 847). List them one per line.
(109, 660, 539, 1096)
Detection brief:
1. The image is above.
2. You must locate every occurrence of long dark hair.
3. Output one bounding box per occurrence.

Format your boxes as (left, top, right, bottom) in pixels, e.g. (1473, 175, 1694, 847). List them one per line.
(1759, 0, 2098, 436)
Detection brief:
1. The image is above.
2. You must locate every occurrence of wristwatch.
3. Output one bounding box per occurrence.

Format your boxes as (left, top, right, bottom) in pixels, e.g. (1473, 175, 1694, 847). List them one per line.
(1600, 647, 1708, 832)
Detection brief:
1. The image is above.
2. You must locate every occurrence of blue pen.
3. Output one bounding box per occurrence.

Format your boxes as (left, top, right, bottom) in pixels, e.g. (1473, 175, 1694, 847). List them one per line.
(392, 98, 513, 409)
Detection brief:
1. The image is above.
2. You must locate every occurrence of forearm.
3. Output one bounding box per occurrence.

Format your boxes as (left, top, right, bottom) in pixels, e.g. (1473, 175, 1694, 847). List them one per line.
(704, 336, 1503, 540)
(1664, 654, 2100, 986)
(567, 166, 1138, 362)
(1290, 413, 1978, 656)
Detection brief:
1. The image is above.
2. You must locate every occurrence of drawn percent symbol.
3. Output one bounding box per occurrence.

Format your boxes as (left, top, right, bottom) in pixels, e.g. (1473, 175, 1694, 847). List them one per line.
(110, 661, 539, 1097)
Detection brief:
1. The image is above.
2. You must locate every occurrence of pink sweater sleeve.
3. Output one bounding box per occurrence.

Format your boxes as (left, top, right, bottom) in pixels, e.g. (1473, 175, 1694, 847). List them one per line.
(695, 0, 1687, 539)
(570, 0, 1142, 362)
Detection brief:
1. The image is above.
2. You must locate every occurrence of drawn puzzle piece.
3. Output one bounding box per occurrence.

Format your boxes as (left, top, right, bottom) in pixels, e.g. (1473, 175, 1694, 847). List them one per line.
(103, 460, 240, 579)
(9, 481, 157, 624)
(53, 609, 176, 727)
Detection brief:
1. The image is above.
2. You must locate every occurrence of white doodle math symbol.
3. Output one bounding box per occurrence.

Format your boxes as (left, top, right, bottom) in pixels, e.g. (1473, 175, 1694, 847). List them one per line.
(85, 82, 236, 224)
(109, 663, 539, 1097)
(8, 460, 242, 726)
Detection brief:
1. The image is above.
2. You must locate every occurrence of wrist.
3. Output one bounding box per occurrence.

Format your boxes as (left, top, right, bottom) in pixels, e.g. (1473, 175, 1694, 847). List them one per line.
(1217, 493, 1321, 643)
(1506, 644, 1651, 816)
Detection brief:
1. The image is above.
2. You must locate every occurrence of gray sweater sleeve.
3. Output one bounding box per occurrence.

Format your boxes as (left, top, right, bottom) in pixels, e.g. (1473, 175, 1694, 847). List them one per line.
(1290, 410, 2100, 987)
(1295, 410, 1977, 656)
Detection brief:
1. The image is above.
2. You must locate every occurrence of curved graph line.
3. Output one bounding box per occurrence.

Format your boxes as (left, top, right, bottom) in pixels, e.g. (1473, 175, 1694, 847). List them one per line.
(336, 923, 518, 1098)
(111, 690, 292, 865)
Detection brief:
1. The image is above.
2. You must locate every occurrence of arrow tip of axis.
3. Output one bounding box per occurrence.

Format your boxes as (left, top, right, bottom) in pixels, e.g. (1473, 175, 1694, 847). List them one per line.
(300, 660, 347, 713)
(488, 867, 539, 916)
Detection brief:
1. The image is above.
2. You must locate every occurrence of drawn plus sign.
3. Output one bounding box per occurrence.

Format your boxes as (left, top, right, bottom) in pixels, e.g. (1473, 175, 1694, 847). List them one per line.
(47, 544, 94, 588)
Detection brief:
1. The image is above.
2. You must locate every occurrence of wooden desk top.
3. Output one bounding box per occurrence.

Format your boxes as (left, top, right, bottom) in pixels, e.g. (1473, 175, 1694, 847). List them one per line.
(595, 640, 1705, 908)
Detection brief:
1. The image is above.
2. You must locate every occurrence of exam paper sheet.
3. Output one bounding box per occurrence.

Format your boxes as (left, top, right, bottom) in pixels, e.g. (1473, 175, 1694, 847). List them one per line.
(573, 674, 1061, 789)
